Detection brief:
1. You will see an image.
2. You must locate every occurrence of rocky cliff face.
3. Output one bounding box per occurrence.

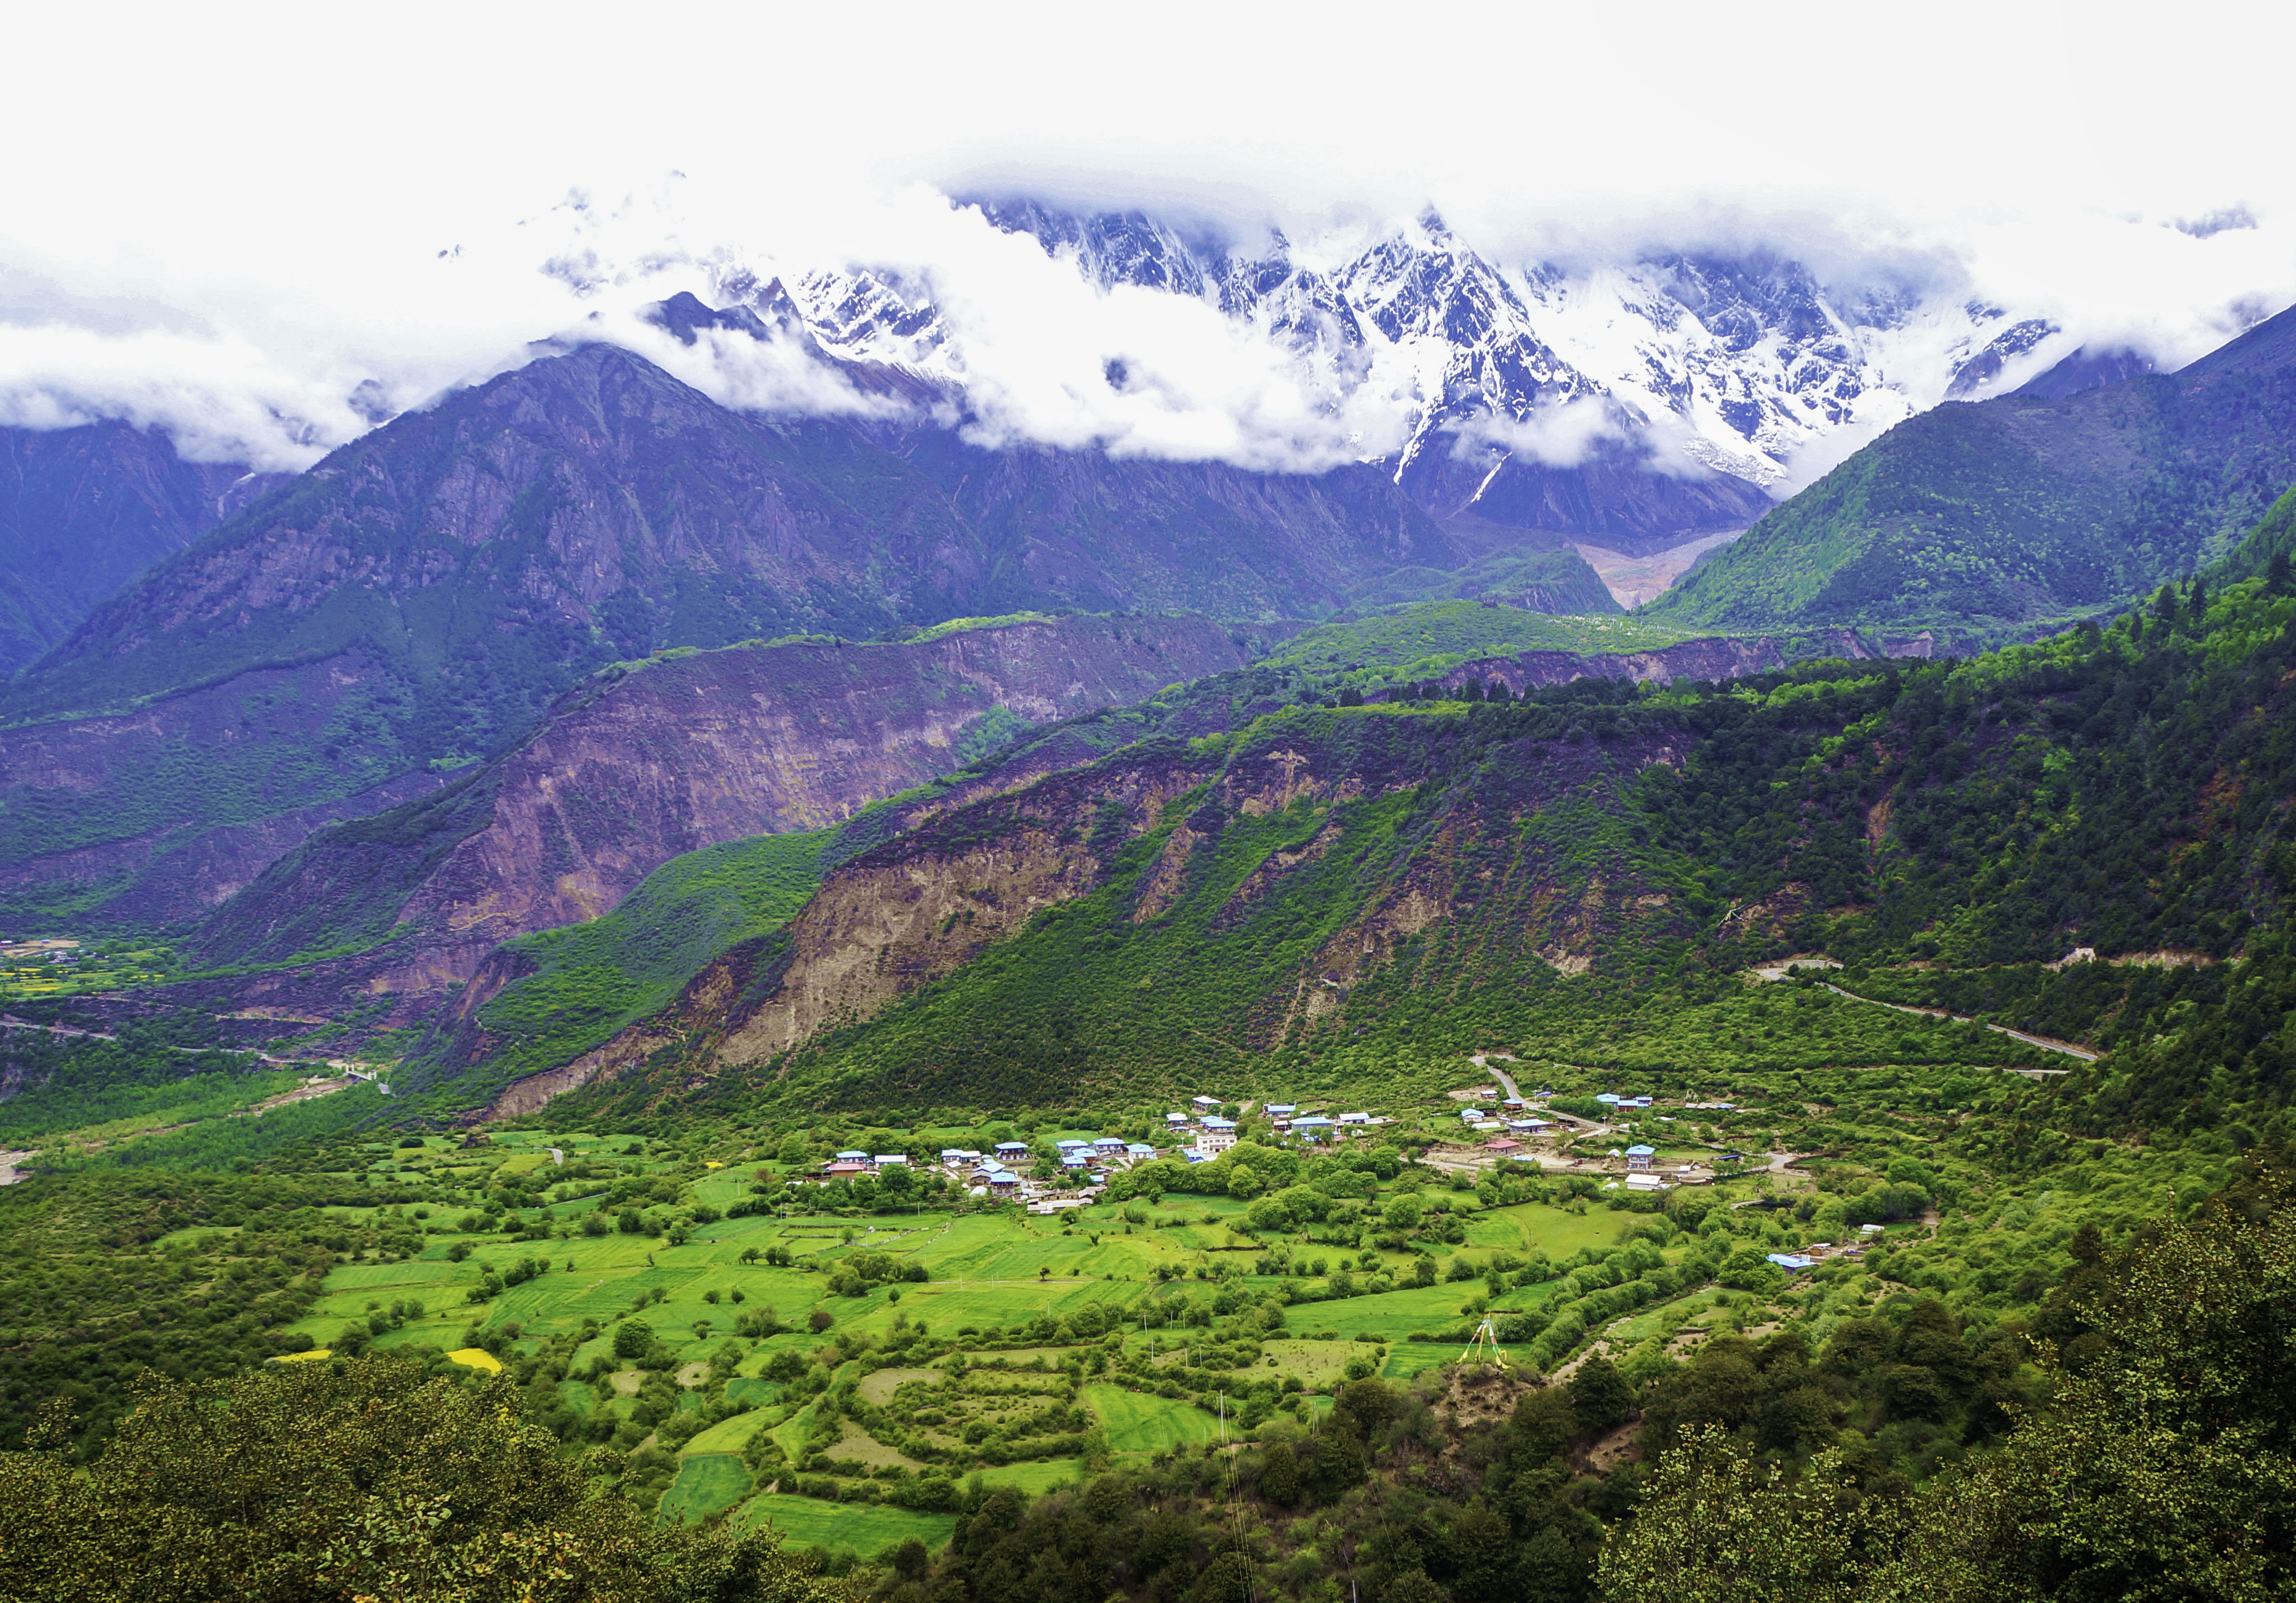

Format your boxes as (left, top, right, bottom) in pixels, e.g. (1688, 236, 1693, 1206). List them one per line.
(181, 613, 1262, 1016)
(0, 421, 288, 673)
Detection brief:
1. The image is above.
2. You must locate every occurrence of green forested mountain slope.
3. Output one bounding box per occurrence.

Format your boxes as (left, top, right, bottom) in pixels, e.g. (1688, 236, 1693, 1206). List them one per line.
(533, 563, 2294, 1128)
(1650, 301, 2296, 635)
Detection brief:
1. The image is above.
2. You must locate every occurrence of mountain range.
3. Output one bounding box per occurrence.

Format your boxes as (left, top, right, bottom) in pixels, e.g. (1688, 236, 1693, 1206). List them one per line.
(1, 199, 2290, 1045)
(0, 201, 2098, 682)
(796, 204, 2072, 547)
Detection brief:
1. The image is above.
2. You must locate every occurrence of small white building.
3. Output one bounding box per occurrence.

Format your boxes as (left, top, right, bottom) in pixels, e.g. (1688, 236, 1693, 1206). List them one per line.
(1193, 1096, 1221, 1110)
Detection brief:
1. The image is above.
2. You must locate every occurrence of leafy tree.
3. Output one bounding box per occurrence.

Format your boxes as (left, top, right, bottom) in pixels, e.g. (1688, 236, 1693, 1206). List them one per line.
(611, 1318, 653, 1361)
(0, 1357, 851, 1602)
(1597, 1426, 1863, 1603)
(1567, 1357, 1634, 1433)
(1258, 1440, 1300, 1507)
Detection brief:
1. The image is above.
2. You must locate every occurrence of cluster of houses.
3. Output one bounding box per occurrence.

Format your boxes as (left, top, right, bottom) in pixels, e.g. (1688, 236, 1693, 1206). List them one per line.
(916, 1135, 1161, 1200)
(818, 1150, 912, 1182)
(1261, 1103, 1380, 1144)
(1765, 1227, 1888, 1274)
(809, 1094, 1391, 1206)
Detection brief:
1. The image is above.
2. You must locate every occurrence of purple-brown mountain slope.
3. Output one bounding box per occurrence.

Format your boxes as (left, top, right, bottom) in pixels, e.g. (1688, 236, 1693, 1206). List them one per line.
(179, 612, 1263, 1018)
(0, 421, 288, 673)
(0, 339, 1483, 929)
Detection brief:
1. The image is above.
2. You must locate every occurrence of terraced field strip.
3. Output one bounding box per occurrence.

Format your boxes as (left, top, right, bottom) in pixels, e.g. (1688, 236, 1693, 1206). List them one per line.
(1257, 1339, 1364, 1390)
(1279, 1284, 1475, 1340)
(976, 1457, 1088, 1493)
(683, 1410, 772, 1455)
(857, 1367, 940, 1405)
(1086, 1383, 1220, 1452)
(660, 1455, 752, 1525)
(834, 1418, 923, 1468)
(737, 1494, 957, 1554)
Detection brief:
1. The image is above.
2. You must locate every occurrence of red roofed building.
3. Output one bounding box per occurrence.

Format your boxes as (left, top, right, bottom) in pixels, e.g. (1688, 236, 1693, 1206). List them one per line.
(1483, 1138, 1522, 1153)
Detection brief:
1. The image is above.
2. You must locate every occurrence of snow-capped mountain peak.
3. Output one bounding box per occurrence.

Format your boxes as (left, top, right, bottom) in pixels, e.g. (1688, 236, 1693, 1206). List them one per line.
(729, 198, 2073, 550)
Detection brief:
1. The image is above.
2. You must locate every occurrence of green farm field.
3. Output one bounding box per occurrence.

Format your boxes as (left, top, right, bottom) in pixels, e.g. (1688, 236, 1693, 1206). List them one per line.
(976, 1458, 1089, 1494)
(736, 1494, 956, 1555)
(657, 1454, 752, 1525)
(1086, 1383, 1220, 1451)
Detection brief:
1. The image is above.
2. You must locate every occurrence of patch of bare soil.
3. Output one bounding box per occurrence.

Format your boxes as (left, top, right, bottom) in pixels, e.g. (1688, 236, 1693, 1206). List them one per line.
(1438, 1363, 1541, 1428)
(835, 1419, 923, 1469)
(858, 1366, 940, 1405)
(1583, 1417, 1643, 1473)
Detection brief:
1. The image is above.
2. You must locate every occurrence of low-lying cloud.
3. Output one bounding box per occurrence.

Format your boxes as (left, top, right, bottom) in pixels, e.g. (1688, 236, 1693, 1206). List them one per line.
(3, 3, 2293, 483)
(3, 177, 2289, 489)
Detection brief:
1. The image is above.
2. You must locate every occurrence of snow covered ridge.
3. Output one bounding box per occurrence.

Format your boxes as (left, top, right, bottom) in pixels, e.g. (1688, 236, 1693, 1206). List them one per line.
(740, 202, 2068, 504)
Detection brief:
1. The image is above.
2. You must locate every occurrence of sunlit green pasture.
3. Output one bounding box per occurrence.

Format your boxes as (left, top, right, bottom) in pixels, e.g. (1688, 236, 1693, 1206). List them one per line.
(736, 1495, 956, 1555)
(658, 1455, 753, 1525)
(1085, 1383, 1220, 1451)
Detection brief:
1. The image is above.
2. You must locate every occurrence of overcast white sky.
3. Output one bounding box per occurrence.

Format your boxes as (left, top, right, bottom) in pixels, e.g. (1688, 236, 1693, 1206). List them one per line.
(3, 0, 2291, 468)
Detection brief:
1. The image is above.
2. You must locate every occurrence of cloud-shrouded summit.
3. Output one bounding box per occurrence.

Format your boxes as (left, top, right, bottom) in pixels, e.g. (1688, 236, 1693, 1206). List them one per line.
(1, 1, 2291, 490)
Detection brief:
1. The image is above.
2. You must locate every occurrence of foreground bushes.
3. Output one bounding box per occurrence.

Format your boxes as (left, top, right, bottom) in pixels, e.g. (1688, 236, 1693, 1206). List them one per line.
(0, 1356, 852, 1603)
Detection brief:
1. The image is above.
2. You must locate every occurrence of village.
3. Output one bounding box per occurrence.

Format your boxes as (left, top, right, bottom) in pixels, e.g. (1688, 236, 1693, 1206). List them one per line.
(796, 1079, 1832, 1229)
